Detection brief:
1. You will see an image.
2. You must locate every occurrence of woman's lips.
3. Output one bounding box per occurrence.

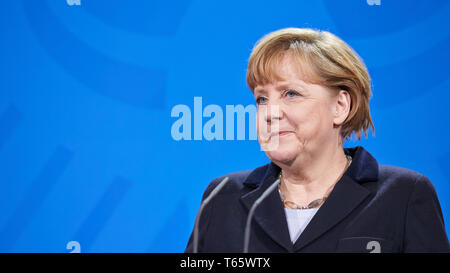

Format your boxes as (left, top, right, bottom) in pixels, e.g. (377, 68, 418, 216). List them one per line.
(265, 131, 294, 139)
(278, 131, 293, 136)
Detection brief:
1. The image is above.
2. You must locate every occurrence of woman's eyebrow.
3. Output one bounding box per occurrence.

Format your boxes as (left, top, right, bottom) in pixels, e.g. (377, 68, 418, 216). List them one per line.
(276, 83, 292, 91)
(276, 81, 309, 92)
(254, 88, 268, 95)
(275, 83, 302, 92)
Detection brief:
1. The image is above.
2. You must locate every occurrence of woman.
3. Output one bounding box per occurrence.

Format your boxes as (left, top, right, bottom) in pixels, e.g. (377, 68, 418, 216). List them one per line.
(185, 28, 450, 253)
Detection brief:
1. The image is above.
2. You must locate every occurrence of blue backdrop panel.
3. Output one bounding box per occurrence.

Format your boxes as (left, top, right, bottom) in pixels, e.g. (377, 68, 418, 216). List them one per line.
(0, 0, 449, 252)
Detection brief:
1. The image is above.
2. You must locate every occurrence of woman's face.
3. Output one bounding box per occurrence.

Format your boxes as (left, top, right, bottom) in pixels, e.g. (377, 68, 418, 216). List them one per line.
(254, 55, 342, 166)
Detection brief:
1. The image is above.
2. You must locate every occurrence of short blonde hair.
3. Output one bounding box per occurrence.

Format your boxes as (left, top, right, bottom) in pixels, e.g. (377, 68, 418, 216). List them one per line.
(246, 28, 374, 141)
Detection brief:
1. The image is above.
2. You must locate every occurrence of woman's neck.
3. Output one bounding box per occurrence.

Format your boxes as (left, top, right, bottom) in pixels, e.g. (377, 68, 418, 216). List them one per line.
(276, 143, 349, 206)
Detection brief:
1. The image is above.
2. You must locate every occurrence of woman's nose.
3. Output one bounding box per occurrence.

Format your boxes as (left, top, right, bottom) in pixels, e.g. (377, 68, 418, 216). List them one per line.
(263, 104, 283, 123)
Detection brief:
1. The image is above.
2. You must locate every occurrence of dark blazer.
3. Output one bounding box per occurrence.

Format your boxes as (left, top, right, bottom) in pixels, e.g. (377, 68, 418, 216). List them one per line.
(185, 146, 450, 253)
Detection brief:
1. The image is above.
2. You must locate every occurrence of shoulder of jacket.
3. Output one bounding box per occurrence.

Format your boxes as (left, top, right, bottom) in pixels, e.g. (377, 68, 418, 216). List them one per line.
(204, 163, 271, 196)
(377, 164, 432, 191)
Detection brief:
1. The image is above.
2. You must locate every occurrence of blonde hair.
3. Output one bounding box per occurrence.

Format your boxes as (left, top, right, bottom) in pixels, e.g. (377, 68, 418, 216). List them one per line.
(246, 28, 374, 141)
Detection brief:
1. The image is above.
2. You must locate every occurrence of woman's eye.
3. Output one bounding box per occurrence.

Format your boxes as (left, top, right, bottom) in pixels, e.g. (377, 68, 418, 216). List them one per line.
(256, 97, 267, 104)
(285, 90, 299, 98)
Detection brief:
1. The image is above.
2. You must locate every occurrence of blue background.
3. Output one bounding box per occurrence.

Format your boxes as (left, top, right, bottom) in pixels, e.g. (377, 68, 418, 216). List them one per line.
(1, 0, 449, 252)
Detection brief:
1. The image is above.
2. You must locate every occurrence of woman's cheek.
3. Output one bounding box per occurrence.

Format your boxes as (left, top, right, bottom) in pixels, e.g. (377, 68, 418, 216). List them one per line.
(296, 113, 320, 140)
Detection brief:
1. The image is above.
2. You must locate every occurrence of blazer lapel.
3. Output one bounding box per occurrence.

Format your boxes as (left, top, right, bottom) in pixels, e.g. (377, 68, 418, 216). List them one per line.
(293, 174, 370, 251)
(239, 163, 293, 252)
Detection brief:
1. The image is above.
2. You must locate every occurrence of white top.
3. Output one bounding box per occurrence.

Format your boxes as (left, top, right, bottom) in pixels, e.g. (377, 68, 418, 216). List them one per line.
(284, 207, 319, 243)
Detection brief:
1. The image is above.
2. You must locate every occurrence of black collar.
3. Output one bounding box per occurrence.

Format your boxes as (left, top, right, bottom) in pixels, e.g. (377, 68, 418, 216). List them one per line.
(243, 145, 379, 188)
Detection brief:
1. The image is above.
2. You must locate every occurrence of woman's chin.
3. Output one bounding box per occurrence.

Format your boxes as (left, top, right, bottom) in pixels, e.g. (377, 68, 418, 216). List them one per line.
(266, 149, 297, 165)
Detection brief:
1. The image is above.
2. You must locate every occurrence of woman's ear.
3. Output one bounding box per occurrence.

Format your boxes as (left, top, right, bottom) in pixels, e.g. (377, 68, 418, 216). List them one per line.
(333, 90, 351, 127)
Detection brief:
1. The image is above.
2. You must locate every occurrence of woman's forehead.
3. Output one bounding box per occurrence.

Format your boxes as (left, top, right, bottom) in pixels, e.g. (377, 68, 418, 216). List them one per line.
(252, 52, 319, 89)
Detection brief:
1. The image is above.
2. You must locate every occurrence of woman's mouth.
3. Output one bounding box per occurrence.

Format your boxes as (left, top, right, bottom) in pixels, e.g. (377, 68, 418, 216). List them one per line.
(278, 131, 293, 137)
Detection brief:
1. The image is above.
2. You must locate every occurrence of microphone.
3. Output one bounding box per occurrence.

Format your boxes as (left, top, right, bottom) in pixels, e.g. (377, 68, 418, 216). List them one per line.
(243, 177, 280, 253)
(193, 176, 230, 253)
